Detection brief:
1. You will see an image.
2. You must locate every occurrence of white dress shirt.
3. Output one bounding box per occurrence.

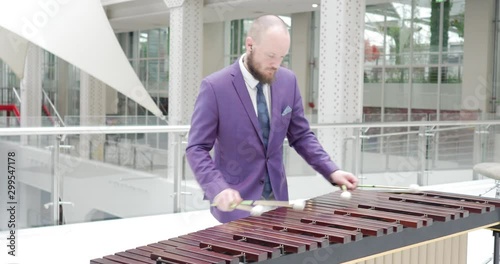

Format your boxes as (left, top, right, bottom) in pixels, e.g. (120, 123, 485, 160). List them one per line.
(238, 54, 271, 120)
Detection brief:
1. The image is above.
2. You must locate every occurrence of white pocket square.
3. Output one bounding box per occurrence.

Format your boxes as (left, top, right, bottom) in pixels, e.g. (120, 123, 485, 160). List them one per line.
(281, 106, 292, 116)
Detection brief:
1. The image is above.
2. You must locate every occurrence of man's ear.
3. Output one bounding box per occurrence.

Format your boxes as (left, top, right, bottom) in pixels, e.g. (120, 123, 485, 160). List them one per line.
(245, 36, 254, 51)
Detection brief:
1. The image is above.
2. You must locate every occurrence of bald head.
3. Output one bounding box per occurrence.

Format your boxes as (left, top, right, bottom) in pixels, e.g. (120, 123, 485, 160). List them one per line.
(244, 15, 290, 84)
(247, 15, 289, 44)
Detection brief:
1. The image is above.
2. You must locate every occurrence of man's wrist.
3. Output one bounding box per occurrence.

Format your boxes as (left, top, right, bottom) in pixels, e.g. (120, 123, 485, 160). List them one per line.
(329, 169, 340, 186)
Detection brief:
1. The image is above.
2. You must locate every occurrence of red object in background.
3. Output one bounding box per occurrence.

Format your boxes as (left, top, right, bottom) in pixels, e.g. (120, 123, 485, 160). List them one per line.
(0, 104, 20, 118)
(0, 104, 21, 126)
(0, 104, 56, 126)
(308, 102, 315, 109)
(371, 45, 380, 61)
(364, 39, 380, 62)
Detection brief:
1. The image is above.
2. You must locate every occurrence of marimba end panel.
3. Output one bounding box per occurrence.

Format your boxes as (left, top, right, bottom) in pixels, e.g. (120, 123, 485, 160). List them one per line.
(365, 235, 466, 264)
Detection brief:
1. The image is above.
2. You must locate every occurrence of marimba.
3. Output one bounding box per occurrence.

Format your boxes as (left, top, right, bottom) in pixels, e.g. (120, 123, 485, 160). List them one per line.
(90, 189, 500, 264)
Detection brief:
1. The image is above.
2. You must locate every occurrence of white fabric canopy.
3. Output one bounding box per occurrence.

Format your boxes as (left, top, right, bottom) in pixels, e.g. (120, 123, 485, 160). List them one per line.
(0, 0, 164, 118)
(0, 27, 29, 79)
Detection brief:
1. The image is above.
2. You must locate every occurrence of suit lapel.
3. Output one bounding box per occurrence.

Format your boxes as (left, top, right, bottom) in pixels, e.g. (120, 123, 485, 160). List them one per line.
(269, 79, 282, 149)
(230, 63, 264, 145)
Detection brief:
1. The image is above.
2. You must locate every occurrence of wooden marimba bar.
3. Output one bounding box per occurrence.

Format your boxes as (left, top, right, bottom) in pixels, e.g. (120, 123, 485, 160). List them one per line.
(90, 190, 500, 264)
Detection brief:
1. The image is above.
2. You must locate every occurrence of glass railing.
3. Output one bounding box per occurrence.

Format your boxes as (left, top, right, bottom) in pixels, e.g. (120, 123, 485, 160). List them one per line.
(0, 118, 499, 231)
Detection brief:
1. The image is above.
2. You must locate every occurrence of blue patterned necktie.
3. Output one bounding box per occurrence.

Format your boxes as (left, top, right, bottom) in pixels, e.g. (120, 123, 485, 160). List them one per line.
(256, 82, 272, 199)
(256, 83, 270, 148)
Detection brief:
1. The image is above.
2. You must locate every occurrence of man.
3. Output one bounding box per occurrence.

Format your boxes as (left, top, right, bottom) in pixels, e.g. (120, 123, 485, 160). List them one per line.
(186, 15, 358, 223)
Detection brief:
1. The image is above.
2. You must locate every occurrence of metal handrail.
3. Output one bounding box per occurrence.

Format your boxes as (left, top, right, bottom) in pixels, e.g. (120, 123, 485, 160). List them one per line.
(359, 124, 480, 139)
(361, 130, 420, 139)
(0, 120, 499, 136)
(427, 125, 476, 133)
(42, 89, 66, 127)
(12, 87, 21, 103)
(0, 125, 190, 136)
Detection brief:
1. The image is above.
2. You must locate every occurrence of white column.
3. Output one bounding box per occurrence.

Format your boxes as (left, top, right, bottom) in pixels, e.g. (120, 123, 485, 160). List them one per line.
(461, 0, 495, 115)
(165, 0, 203, 126)
(79, 71, 106, 160)
(318, 0, 365, 169)
(165, 0, 203, 183)
(20, 44, 43, 145)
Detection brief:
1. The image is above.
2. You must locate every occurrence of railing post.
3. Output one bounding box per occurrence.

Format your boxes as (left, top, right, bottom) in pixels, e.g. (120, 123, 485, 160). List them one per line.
(89, 140, 92, 160)
(417, 125, 427, 186)
(283, 138, 289, 170)
(103, 141, 107, 163)
(473, 125, 489, 180)
(117, 142, 121, 165)
(51, 132, 61, 225)
(481, 125, 490, 163)
(133, 146, 137, 169)
(473, 125, 481, 180)
(385, 136, 390, 170)
(173, 133, 183, 213)
(150, 152, 154, 171)
(432, 132, 438, 169)
(352, 127, 362, 181)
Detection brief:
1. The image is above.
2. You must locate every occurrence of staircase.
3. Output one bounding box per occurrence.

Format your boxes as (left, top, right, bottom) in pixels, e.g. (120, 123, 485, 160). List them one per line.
(0, 103, 20, 126)
(0, 87, 61, 127)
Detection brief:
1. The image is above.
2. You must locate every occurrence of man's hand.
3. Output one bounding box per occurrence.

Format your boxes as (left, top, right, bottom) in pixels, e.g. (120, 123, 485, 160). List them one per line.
(330, 170, 358, 190)
(213, 188, 243, 212)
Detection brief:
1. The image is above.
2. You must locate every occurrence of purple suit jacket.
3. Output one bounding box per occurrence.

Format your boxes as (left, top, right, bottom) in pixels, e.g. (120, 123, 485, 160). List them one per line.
(186, 61, 339, 223)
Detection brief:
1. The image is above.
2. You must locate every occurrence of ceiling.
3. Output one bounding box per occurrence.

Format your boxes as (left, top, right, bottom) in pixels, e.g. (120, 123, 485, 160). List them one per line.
(102, 0, 412, 33)
(102, 0, 321, 32)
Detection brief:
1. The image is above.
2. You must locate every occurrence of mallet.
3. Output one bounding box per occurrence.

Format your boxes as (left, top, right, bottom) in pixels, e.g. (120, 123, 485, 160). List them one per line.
(340, 185, 352, 199)
(358, 184, 421, 192)
(238, 200, 306, 211)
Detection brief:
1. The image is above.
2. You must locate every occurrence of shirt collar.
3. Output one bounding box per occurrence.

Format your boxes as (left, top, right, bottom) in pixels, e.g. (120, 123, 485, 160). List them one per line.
(239, 54, 260, 89)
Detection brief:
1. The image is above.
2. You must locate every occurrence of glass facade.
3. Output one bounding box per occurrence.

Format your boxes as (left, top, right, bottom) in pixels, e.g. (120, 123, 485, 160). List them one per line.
(362, 0, 474, 172)
(117, 28, 169, 118)
(0, 62, 20, 120)
(0, 61, 20, 88)
(364, 0, 466, 123)
(114, 29, 170, 149)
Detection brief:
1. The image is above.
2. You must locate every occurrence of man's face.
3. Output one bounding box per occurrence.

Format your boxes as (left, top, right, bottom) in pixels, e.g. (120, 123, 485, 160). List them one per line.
(247, 28, 290, 84)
